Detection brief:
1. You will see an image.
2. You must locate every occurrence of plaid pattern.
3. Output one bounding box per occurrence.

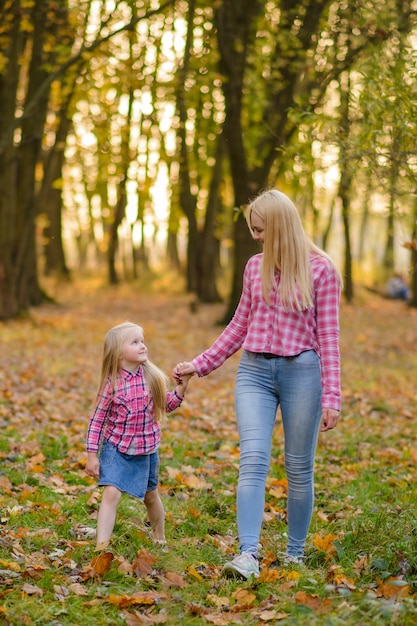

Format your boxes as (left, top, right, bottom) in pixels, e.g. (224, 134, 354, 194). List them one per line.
(87, 368, 183, 454)
(193, 253, 341, 411)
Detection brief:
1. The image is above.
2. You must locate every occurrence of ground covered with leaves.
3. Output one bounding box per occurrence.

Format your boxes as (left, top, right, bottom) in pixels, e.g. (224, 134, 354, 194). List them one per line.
(0, 278, 417, 625)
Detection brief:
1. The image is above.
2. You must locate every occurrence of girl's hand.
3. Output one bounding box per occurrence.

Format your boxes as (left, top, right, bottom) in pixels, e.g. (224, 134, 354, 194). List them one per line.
(320, 409, 340, 432)
(85, 453, 100, 479)
(175, 372, 194, 395)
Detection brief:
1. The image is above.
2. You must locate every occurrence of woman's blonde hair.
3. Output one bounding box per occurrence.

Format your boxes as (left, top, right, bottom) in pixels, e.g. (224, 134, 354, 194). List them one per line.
(246, 188, 337, 311)
(97, 322, 168, 422)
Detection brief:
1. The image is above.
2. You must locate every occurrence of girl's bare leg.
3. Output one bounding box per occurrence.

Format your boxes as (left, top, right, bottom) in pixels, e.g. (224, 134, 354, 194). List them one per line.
(144, 489, 165, 542)
(96, 485, 122, 549)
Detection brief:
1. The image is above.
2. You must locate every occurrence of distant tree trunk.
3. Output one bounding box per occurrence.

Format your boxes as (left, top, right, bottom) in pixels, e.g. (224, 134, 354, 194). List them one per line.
(383, 136, 400, 271)
(196, 134, 225, 303)
(409, 199, 417, 308)
(358, 177, 371, 262)
(322, 195, 336, 251)
(175, 0, 199, 293)
(338, 72, 353, 302)
(108, 184, 127, 285)
(39, 106, 73, 279)
(167, 231, 180, 270)
(108, 82, 134, 284)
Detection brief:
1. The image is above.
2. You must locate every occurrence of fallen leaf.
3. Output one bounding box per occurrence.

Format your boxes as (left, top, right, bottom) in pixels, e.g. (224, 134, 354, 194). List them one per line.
(206, 593, 230, 608)
(90, 551, 114, 576)
(164, 571, 188, 588)
(231, 588, 256, 609)
(186, 564, 204, 581)
(312, 533, 338, 555)
(376, 577, 411, 599)
(295, 591, 332, 613)
(132, 549, 156, 578)
(22, 583, 43, 596)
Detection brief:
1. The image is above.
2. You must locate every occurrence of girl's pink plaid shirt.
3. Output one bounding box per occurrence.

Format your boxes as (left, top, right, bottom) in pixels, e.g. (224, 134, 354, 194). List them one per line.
(193, 252, 341, 411)
(86, 368, 184, 454)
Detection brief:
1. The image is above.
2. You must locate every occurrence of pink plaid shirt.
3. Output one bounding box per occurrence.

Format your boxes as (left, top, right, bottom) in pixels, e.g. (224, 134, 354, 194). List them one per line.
(86, 367, 183, 454)
(193, 253, 341, 411)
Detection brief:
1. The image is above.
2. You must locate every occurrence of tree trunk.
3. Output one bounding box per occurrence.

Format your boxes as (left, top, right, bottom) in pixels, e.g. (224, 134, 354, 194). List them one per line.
(338, 72, 353, 302)
(196, 134, 225, 303)
(175, 0, 199, 293)
(215, 0, 262, 322)
(39, 107, 73, 279)
(0, 1, 21, 318)
(408, 198, 417, 308)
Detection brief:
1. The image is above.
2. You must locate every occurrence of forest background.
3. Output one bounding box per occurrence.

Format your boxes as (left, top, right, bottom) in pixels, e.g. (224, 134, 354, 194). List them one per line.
(0, 0, 417, 320)
(1, 1, 417, 624)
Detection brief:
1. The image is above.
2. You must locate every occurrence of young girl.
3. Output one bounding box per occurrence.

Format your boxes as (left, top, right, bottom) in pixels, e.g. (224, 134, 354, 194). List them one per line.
(85, 322, 191, 550)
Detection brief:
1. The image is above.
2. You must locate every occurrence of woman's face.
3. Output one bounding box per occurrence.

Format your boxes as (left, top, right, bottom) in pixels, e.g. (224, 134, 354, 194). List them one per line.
(250, 211, 265, 244)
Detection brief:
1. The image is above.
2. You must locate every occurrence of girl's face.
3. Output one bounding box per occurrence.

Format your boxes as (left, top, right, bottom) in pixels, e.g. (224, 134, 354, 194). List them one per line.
(120, 327, 148, 372)
(250, 211, 265, 244)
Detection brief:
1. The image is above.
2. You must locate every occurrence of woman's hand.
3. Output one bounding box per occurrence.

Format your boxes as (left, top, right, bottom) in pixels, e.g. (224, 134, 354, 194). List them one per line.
(320, 408, 340, 432)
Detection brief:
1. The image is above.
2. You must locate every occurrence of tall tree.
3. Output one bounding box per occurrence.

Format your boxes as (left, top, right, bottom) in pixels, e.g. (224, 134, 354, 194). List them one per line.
(215, 0, 417, 319)
(0, 0, 175, 319)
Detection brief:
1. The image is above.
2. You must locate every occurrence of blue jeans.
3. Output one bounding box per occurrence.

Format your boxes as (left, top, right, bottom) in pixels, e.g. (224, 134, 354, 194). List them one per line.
(234, 350, 322, 558)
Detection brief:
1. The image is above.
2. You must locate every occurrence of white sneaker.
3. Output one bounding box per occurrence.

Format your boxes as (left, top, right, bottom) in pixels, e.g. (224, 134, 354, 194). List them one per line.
(283, 553, 304, 565)
(222, 552, 260, 579)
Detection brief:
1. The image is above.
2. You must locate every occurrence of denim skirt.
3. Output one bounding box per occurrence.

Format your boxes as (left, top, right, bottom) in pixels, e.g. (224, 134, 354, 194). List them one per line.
(98, 440, 160, 500)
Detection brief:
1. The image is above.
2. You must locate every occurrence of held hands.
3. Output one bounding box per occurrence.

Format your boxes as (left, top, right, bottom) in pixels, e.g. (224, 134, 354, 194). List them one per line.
(85, 453, 100, 479)
(173, 361, 196, 380)
(174, 371, 194, 395)
(173, 362, 196, 396)
(320, 408, 340, 432)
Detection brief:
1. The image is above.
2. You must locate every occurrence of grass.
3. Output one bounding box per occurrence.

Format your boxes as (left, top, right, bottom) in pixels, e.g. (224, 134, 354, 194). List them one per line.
(0, 281, 417, 624)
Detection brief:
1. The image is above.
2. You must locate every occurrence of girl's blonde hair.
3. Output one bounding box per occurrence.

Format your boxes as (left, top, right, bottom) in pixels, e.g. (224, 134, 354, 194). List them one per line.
(246, 188, 338, 311)
(98, 322, 168, 422)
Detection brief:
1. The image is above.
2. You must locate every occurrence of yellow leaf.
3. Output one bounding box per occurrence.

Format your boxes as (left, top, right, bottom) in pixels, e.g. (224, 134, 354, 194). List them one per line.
(0, 559, 21, 572)
(259, 568, 283, 582)
(186, 564, 203, 581)
(333, 573, 356, 590)
(312, 533, 338, 554)
(232, 588, 256, 608)
(206, 593, 230, 608)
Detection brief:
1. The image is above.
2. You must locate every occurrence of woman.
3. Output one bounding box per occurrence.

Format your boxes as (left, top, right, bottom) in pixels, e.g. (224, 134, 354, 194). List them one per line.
(174, 189, 341, 579)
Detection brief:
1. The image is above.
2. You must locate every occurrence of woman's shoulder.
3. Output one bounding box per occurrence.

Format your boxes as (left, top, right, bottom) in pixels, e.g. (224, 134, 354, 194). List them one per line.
(310, 250, 336, 271)
(310, 251, 341, 285)
(245, 253, 263, 270)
